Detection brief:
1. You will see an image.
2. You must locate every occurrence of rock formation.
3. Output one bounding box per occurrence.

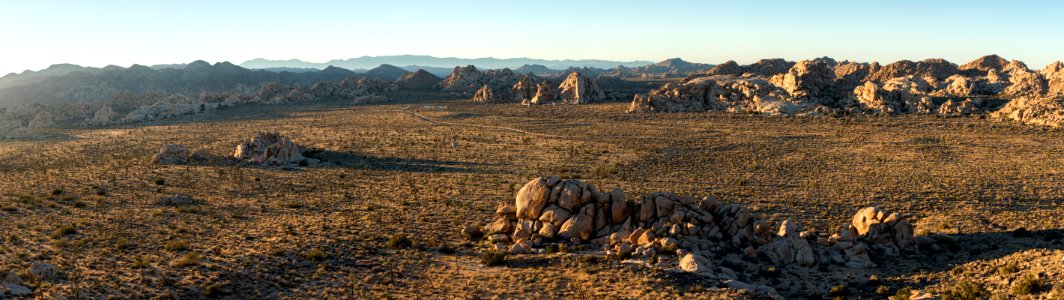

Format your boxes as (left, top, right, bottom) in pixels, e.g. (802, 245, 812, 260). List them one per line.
(527, 81, 557, 105)
(153, 144, 190, 165)
(438, 66, 521, 96)
(482, 177, 940, 271)
(627, 75, 824, 115)
(393, 69, 441, 90)
(556, 72, 606, 104)
(511, 75, 538, 103)
(631, 55, 1064, 126)
(991, 96, 1064, 127)
(471, 85, 502, 103)
(233, 132, 307, 165)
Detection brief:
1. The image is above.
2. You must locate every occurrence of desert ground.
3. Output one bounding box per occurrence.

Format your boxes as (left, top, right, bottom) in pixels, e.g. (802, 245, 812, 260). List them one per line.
(1, 98, 1062, 299)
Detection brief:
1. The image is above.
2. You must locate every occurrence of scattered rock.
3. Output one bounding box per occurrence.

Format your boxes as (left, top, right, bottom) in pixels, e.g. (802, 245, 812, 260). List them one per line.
(28, 262, 59, 281)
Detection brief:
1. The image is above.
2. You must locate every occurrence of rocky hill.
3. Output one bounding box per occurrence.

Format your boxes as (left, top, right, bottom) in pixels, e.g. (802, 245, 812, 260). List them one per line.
(629, 55, 1064, 127)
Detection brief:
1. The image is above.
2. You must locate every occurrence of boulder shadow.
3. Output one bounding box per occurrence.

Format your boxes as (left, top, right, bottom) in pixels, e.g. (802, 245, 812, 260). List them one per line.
(302, 148, 489, 173)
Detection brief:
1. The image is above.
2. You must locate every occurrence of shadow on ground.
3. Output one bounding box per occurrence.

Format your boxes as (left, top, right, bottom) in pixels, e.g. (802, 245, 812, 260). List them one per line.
(303, 148, 489, 173)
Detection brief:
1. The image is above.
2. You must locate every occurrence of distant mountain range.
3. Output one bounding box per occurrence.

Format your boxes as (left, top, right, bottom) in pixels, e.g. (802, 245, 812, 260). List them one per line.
(238, 55, 655, 74)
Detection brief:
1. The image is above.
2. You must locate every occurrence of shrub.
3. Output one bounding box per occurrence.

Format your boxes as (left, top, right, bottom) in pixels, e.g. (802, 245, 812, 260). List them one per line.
(890, 287, 912, 300)
(51, 189, 64, 196)
(170, 252, 201, 267)
(306, 248, 327, 261)
(387, 234, 413, 249)
(51, 225, 76, 239)
(875, 285, 891, 295)
(942, 281, 988, 300)
(480, 251, 506, 266)
(154, 178, 166, 185)
(1011, 275, 1042, 295)
(997, 264, 1018, 276)
(164, 240, 189, 251)
(828, 285, 848, 297)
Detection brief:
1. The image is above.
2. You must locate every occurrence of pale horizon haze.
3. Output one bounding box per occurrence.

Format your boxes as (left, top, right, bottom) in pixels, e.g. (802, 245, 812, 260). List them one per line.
(2, 0, 1063, 75)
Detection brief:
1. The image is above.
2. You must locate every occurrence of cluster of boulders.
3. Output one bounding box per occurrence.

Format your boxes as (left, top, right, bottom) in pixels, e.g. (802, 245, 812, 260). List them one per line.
(991, 96, 1064, 127)
(629, 55, 1064, 126)
(472, 177, 949, 278)
(233, 132, 314, 166)
(151, 132, 314, 167)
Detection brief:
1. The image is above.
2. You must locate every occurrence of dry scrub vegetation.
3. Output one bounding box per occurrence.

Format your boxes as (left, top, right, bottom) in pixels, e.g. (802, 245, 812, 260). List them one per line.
(0, 99, 1061, 299)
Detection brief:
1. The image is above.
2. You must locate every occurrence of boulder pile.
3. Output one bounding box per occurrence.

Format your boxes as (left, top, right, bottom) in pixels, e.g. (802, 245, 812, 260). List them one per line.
(233, 132, 312, 166)
(152, 144, 190, 165)
(629, 55, 1064, 127)
(990, 96, 1064, 127)
(523, 72, 606, 105)
(477, 177, 945, 277)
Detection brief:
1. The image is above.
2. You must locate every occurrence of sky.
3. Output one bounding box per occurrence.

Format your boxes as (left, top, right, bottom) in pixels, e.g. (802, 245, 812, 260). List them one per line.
(1, 0, 1063, 75)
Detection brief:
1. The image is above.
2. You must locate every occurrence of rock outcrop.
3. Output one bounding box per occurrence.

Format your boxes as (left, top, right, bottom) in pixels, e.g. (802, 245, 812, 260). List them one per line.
(233, 132, 306, 165)
(472, 85, 502, 103)
(627, 75, 824, 115)
(631, 55, 1064, 126)
(480, 177, 941, 274)
(152, 144, 190, 165)
(556, 72, 606, 104)
(511, 75, 538, 103)
(991, 96, 1064, 127)
(394, 69, 441, 90)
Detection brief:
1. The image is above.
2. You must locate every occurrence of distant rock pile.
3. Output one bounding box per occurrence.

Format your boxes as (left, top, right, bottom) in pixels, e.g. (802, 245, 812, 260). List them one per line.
(234, 132, 311, 166)
(522, 72, 605, 105)
(474, 177, 950, 283)
(630, 55, 1064, 127)
(439, 65, 521, 98)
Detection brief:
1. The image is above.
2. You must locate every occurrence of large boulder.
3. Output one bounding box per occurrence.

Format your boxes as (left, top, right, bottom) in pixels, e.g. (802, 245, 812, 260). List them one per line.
(233, 132, 305, 165)
(557, 72, 606, 104)
(152, 144, 189, 165)
(515, 178, 551, 219)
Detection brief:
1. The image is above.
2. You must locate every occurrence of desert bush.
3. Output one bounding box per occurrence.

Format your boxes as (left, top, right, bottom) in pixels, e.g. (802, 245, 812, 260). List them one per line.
(387, 234, 413, 249)
(1011, 275, 1042, 295)
(306, 248, 327, 261)
(942, 281, 988, 300)
(51, 225, 76, 239)
(170, 252, 201, 267)
(164, 240, 189, 251)
(480, 251, 506, 266)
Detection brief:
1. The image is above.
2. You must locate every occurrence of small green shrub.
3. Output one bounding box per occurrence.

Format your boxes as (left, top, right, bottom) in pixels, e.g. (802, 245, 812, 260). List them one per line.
(164, 240, 189, 251)
(154, 178, 166, 185)
(171, 252, 201, 267)
(480, 251, 506, 266)
(387, 234, 413, 249)
(51, 225, 76, 239)
(942, 281, 988, 300)
(1011, 275, 1042, 295)
(306, 248, 327, 261)
(828, 285, 848, 297)
(890, 287, 912, 300)
(997, 264, 1019, 276)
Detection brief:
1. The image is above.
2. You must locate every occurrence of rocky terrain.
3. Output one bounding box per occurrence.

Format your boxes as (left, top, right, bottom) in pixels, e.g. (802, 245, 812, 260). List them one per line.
(0, 98, 1061, 299)
(629, 55, 1064, 128)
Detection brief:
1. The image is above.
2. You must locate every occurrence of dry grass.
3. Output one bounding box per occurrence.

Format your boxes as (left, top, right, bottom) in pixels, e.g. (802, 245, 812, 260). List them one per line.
(0, 99, 1061, 298)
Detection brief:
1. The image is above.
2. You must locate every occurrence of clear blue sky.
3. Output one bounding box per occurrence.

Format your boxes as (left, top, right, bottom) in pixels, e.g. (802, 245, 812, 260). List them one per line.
(2, 0, 1062, 74)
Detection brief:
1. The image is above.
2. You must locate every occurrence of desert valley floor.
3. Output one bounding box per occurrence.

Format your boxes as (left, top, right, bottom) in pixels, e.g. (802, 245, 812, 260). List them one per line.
(1, 98, 1062, 299)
